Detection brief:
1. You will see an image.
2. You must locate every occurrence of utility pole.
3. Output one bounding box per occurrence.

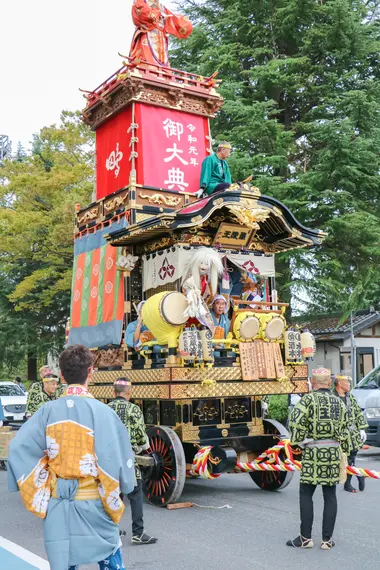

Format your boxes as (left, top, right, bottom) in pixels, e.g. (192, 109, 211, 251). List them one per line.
(0, 135, 11, 162)
(350, 311, 356, 386)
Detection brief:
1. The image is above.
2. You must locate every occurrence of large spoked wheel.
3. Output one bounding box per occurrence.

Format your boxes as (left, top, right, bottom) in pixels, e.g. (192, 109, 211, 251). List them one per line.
(142, 426, 186, 507)
(249, 418, 294, 491)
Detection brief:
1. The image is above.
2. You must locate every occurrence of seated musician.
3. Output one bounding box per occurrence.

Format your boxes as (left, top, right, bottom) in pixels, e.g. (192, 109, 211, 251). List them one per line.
(241, 273, 263, 309)
(126, 301, 155, 351)
(210, 295, 230, 339)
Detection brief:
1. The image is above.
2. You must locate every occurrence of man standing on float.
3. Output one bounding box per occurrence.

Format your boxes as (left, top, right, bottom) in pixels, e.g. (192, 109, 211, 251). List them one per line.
(199, 142, 232, 196)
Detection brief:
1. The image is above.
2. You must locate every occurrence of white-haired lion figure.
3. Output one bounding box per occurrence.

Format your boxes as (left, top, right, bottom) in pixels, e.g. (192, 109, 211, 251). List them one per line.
(182, 247, 223, 302)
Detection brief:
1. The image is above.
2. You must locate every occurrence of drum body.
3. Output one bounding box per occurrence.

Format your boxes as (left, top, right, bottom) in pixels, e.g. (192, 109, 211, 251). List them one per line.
(142, 291, 188, 348)
(260, 313, 285, 342)
(159, 292, 188, 326)
(233, 312, 261, 342)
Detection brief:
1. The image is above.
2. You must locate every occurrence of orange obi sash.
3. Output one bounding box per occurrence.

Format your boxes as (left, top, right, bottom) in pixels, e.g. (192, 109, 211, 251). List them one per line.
(213, 326, 226, 340)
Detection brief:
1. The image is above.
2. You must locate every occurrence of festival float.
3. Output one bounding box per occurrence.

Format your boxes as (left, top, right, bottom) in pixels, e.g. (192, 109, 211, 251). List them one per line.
(68, 0, 325, 506)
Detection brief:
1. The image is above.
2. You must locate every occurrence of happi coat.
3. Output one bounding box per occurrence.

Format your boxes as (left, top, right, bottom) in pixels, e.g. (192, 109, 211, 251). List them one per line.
(333, 389, 368, 454)
(289, 389, 350, 485)
(210, 311, 230, 339)
(26, 381, 57, 417)
(8, 387, 135, 570)
(200, 153, 232, 195)
(108, 398, 150, 480)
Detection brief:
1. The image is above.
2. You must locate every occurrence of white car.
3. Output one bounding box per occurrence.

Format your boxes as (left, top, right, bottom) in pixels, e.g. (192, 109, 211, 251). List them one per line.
(0, 382, 27, 425)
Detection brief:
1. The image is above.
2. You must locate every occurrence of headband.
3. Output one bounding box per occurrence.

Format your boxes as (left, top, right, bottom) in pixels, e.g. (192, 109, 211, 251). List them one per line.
(312, 368, 331, 376)
(114, 379, 132, 387)
(218, 143, 232, 150)
(211, 295, 229, 314)
(335, 375, 351, 382)
(43, 375, 58, 383)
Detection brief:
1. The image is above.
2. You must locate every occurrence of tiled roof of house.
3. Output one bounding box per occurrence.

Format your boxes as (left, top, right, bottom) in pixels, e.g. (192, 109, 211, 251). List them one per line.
(297, 310, 380, 338)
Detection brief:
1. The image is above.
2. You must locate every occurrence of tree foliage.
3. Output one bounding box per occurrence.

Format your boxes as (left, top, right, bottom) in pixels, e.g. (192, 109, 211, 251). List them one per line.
(172, 0, 380, 315)
(0, 111, 94, 378)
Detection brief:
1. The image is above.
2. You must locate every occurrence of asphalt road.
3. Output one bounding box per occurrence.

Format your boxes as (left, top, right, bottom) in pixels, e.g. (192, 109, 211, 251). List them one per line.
(1, 448, 380, 570)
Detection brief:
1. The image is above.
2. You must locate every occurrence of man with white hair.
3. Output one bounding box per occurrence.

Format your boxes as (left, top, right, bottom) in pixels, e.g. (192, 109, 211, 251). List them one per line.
(108, 378, 157, 545)
(333, 375, 368, 492)
(286, 368, 350, 550)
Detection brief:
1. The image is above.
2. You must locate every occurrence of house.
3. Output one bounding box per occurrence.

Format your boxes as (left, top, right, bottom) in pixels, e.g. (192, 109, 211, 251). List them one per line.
(298, 308, 380, 382)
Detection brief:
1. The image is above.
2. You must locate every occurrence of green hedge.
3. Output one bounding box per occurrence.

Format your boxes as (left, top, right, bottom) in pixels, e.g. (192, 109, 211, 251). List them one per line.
(267, 395, 289, 425)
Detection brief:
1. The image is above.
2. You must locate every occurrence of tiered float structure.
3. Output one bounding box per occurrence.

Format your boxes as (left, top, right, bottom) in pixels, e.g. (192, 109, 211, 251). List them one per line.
(69, 55, 325, 506)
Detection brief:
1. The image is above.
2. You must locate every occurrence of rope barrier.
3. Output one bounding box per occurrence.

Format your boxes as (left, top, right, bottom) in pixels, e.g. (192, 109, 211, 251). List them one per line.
(189, 439, 378, 480)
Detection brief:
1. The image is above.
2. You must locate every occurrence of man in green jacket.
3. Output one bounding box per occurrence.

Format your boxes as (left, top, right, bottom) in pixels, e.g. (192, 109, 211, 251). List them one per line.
(334, 375, 368, 492)
(108, 378, 157, 545)
(199, 142, 232, 196)
(287, 368, 350, 550)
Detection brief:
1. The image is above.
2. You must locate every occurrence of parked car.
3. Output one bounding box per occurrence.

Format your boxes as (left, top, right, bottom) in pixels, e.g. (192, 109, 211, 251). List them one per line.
(0, 382, 27, 425)
(352, 365, 380, 447)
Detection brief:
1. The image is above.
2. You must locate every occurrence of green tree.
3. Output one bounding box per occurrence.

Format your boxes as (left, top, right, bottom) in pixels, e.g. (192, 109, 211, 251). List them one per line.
(171, 0, 380, 315)
(0, 111, 94, 378)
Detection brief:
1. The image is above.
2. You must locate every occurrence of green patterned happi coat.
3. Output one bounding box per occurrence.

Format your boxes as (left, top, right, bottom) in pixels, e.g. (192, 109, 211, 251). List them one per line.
(289, 389, 350, 485)
(334, 391, 368, 454)
(25, 382, 57, 417)
(108, 398, 150, 479)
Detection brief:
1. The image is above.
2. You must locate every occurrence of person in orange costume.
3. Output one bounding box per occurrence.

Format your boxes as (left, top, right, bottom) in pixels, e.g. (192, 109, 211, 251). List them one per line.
(129, 0, 192, 67)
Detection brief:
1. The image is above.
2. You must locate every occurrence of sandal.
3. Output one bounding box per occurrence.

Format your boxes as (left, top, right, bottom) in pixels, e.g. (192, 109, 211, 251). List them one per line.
(321, 539, 335, 550)
(286, 535, 313, 548)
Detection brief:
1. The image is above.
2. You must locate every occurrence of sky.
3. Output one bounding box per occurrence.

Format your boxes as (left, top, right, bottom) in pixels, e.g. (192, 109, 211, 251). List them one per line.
(1, 0, 173, 152)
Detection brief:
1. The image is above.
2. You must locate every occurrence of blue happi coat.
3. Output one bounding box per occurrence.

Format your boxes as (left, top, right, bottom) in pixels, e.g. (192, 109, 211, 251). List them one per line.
(7, 391, 135, 570)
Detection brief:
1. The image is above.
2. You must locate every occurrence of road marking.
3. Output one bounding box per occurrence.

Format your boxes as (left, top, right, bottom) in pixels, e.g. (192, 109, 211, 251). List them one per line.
(0, 536, 50, 569)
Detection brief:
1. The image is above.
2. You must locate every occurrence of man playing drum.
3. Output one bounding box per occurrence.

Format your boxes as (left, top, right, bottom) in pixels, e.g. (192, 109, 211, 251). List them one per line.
(126, 301, 155, 351)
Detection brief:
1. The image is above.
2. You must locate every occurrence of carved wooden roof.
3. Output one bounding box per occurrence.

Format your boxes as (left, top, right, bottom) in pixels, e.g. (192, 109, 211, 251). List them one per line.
(81, 60, 224, 130)
(106, 186, 326, 253)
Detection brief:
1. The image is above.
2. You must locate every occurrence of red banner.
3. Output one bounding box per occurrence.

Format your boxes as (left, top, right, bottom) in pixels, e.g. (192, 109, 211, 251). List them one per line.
(95, 107, 133, 200)
(136, 104, 210, 193)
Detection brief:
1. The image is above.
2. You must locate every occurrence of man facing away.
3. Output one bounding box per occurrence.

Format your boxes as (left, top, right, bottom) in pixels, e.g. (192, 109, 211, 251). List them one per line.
(108, 378, 157, 545)
(198, 142, 232, 197)
(287, 368, 350, 550)
(333, 374, 368, 492)
(8, 345, 135, 570)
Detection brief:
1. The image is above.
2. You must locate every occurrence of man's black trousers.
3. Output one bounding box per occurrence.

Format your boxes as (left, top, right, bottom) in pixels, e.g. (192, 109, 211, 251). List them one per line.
(127, 479, 144, 536)
(299, 482, 337, 541)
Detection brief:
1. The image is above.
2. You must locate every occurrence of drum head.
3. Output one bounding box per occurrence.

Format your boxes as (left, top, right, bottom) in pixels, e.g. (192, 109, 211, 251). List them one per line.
(161, 292, 188, 326)
(265, 316, 285, 340)
(239, 315, 260, 340)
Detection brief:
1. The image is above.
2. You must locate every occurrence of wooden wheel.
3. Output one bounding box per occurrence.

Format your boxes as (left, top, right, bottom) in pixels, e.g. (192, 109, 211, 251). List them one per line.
(142, 426, 186, 507)
(249, 419, 294, 491)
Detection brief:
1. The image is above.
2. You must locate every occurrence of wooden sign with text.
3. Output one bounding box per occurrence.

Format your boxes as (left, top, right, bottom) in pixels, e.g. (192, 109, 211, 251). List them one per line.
(273, 343, 286, 378)
(254, 340, 267, 378)
(239, 343, 259, 381)
(263, 342, 276, 379)
(214, 223, 252, 247)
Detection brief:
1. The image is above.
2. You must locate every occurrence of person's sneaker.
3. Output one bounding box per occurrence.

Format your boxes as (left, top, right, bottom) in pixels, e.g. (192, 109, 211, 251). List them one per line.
(286, 535, 313, 548)
(321, 539, 336, 550)
(132, 532, 157, 545)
